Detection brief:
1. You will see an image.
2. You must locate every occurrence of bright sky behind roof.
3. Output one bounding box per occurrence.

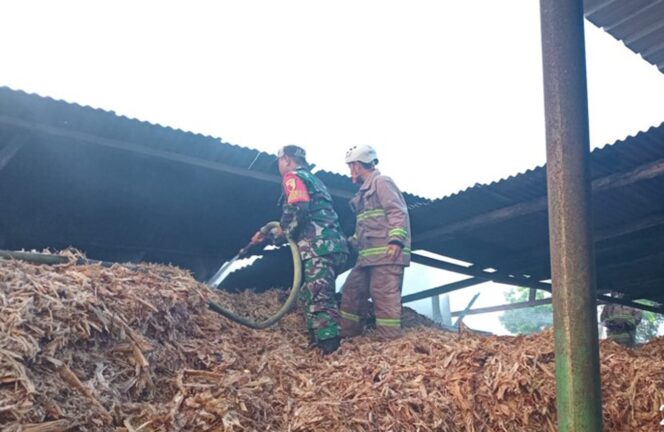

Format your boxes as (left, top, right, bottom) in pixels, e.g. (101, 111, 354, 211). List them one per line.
(2, 1, 664, 198)
(2, 1, 663, 333)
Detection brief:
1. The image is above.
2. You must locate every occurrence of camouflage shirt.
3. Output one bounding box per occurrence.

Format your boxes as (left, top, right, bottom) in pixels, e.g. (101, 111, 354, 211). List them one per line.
(600, 303, 643, 330)
(280, 167, 348, 260)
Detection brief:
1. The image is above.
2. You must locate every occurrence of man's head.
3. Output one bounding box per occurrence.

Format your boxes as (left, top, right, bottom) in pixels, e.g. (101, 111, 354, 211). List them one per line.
(276, 145, 309, 176)
(345, 145, 378, 183)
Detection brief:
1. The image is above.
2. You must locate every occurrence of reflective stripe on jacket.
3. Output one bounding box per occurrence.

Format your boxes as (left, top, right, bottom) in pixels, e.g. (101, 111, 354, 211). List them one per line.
(350, 170, 411, 267)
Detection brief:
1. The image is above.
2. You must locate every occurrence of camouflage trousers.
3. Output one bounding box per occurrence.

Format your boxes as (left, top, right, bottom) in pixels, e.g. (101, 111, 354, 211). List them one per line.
(300, 253, 347, 343)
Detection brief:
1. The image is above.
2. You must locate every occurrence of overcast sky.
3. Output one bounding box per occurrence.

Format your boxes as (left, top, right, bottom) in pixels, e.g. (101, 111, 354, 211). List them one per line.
(2, 1, 663, 333)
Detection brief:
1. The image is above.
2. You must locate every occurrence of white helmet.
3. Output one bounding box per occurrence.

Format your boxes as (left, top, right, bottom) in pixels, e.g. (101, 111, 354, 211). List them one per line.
(345, 145, 378, 165)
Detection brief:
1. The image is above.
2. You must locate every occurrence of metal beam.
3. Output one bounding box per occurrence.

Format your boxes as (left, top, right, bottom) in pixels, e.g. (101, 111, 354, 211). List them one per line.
(612, 278, 664, 301)
(540, 0, 603, 430)
(599, 250, 664, 278)
(401, 277, 485, 303)
(450, 297, 653, 327)
(414, 197, 548, 244)
(512, 235, 664, 286)
(410, 251, 662, 313)
(0, 115, 355, 199)
(411, 252, 553, 292)
(596, 294, 664, 315)
(595, 212, 664, 242)
(454, 292, 481, 326)
(591, 157, 664, 191)
(484, 211, 664, 279)
(529, 288, 537, 302)
(451, 298, 552, 317)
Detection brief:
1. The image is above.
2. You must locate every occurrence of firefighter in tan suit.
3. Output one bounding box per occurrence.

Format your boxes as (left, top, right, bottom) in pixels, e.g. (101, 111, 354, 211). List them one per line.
(340, 145, 411, 339)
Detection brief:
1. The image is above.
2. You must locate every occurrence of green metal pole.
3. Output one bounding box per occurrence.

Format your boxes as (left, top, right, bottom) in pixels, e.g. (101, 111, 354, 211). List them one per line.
(539, 0, 603, 431)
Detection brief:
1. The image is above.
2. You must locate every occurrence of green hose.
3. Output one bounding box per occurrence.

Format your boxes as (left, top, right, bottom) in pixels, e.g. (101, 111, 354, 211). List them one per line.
(207, 222, 303, 329)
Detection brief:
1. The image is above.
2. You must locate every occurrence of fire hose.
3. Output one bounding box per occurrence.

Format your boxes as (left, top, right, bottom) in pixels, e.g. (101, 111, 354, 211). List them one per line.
(206, 221, 303, 329)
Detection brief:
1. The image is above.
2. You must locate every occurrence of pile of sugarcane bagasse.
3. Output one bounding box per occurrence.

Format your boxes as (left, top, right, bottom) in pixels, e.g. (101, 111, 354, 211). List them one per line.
(2, 251, 663, 432)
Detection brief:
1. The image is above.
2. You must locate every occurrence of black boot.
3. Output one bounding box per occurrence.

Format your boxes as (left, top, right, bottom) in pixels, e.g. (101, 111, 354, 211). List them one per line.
(319, 337, 340, 355)
(307, 329, 316, 348)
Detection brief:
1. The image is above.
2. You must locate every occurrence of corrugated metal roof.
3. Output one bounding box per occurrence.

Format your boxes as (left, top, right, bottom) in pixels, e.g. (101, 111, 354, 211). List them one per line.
(410, 122, 664, 302)
(0, 87, 426, 283)
(4, 86, 662, 302)
(585, 0, 664, 73)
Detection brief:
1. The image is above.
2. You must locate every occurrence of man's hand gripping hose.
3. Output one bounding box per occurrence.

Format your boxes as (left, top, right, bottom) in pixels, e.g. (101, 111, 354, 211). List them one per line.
(207, 222, 302, 329)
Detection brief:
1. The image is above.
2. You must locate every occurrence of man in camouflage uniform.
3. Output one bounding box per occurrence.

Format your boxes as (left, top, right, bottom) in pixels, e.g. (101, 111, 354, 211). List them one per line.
(600, 292, 643, 347)
(339, 145, 411, 340)
(252, 145, 348, 354)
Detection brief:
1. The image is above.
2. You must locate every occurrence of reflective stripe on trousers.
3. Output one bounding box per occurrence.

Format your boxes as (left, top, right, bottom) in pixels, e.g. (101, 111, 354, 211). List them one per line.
(340, 264, 404, 339)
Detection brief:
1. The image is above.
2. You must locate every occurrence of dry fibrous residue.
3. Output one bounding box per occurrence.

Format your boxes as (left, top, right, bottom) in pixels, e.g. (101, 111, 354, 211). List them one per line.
(1, 253, 663, 431)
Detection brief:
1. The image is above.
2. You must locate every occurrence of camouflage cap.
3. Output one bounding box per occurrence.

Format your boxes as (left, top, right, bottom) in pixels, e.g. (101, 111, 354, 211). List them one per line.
(277, 145, 307, 159)
(275, 145, 309, 167)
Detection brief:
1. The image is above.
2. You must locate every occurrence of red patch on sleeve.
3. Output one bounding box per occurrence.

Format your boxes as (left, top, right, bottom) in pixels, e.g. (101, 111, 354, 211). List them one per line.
(283, 173, 310, 204)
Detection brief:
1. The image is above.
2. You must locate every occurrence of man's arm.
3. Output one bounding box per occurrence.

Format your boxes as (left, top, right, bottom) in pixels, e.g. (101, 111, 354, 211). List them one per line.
(280, 172, 311, 238)
(375, 176, 410, 247)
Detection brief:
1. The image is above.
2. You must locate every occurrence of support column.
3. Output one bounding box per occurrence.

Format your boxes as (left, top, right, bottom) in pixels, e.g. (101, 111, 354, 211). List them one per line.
(539, 1, 603, 431)
(440, 294, 452, 326)
(431, 294, 452, 325)
(431, 295, 442, 323)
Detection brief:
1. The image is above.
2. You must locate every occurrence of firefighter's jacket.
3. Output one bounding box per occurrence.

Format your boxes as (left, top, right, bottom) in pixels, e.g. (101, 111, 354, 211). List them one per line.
(349, 170, 411, 267)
